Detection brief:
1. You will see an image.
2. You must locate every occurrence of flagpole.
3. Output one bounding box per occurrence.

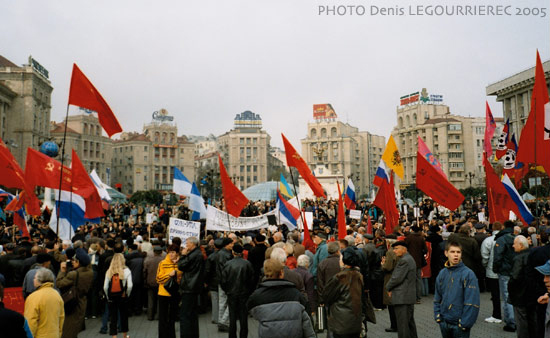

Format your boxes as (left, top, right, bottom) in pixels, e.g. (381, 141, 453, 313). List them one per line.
(533, 98, 541, 218)
(56, 104, 71, 238)
(288, 168, 306, 233)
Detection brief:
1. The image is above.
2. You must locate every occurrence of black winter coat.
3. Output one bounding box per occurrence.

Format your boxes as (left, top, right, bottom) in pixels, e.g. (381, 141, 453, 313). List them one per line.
(221, 256, 255, 297)
(508, 249, 533, 306)
(177, 247, 205, 294)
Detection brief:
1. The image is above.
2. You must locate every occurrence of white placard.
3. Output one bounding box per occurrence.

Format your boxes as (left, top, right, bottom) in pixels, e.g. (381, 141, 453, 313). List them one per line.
(146, 213, 154, 224)
(349, 209, 362, 220)
(403, 205, 408, 215)
(478, 212, 486, 222)
(414, 207, 420, 218)
(168, 217, 200, 245)
(509, 211, 517, 221)
(205, 205, 276, 231)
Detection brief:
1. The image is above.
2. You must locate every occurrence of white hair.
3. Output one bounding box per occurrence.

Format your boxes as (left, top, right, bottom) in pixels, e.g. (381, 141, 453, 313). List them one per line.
(271, 248, 287, 264)
(35, 268, 55, 284)
(515, 235, 529, 249)
(297, 255, 310, 268)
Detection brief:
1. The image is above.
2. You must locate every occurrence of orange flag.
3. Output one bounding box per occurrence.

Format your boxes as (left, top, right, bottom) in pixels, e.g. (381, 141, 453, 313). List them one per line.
(281, 133, 326, 198)
(218, 154, 249, 217)
(68, 64, 122, 137)
(337, 182, 346, 240)
(516, 51, 550, 180)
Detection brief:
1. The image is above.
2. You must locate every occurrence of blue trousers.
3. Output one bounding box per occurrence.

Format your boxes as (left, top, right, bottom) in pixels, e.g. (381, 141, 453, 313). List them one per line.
(439, 321, 471, 338)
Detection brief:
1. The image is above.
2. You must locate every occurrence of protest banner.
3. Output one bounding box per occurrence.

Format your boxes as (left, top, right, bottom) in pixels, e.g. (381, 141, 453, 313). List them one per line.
(349, 209, 362, 220)
(4, 287, 24, 315)
(146, 213, 154, 224)
(168, 217, 200, 245)
(206, 205, 276, 231)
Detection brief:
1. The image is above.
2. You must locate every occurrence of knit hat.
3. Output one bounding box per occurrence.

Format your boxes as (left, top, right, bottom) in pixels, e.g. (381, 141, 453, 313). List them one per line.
(74, 248, 91, 266)
(342, 247, 359, 267)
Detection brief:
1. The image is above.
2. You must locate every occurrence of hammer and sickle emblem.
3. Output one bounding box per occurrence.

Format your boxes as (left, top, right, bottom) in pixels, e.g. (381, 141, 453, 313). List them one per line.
(292, 153, 301, 161)
(45, 162, 54, 172)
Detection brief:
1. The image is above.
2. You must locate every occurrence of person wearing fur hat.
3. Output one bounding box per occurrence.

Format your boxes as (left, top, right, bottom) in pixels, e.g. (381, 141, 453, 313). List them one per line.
(56, 247, 94, 338)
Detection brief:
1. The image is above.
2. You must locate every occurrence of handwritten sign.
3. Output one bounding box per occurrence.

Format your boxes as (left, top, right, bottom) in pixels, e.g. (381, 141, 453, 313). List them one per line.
(349, 209, 362, 220)
(168, 217, 200, 245)
(206, 205, 276, 231)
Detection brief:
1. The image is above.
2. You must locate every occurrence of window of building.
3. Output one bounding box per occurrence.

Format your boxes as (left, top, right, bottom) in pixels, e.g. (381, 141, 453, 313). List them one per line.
(253, 176, 257, 182)
(240, 166, 244, 173)
(321, 128, 327, 138)
(170, 148, 175, 158)
(311, 129, 317, 138)
(155, 148, 160, 158)
(154, 132, 159, 142)
(253, 138, 257, 145)
(331, 127, 337, 137)
(247, 138, 251, 145)
(448, 124, 462, 131)
(247, 166, 251, 172)
(240, 138, 244, 144)
(162, 148, 167, 158)
(144, 146, 148, 151)
(253, 165, 257, 172)
(253, 148, 257, 156)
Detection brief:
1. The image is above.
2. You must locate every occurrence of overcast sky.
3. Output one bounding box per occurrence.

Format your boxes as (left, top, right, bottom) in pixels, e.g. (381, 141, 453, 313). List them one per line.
(2, 0, 548, 150)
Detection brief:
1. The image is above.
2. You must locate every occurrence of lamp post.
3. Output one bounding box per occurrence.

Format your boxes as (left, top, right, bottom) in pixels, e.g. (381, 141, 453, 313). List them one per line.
(412, 173, 418, 205)
(467, 172, 475, 189)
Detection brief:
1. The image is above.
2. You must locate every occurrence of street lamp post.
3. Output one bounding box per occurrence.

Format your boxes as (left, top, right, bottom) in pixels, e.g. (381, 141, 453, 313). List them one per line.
(412, 173, 418, 205)
(467, 172, 475, 189)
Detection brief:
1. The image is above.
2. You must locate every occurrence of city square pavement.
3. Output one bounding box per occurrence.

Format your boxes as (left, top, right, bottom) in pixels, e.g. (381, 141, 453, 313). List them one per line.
(81, 292, 515, 338)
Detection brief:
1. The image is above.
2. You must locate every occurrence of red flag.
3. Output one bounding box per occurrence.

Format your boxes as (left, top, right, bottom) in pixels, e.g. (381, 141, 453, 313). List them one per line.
(5, 191, 26, 212)
(366, 214, 373, 235)
(13, 211, 30, 238)
(416, 152, 464, 210)
(484, 154, 527, 225)
(218, 154, 249, 217)
(0, 142, 40, 216)
(281, 134, 326, 198)
(373, 176, 399, 235)
(337, 182, 346, 240)
(68, 64, 122, 137)
(71, 150, 105, 219)
(25, 148, 73, 191)
(484, 102, 497, 156)
(302, 211, 312, 243)
(516, 51, 550, 181)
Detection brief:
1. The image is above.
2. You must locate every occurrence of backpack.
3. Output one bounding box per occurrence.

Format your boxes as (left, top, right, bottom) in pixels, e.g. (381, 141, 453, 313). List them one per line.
(108, 273, 126, 298)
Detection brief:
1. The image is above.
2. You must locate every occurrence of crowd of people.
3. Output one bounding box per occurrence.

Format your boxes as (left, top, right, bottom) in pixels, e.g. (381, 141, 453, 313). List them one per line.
(1, 197, 550, 338)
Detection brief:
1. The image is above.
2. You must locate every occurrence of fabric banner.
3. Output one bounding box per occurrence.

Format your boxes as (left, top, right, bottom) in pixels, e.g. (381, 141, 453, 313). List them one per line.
(206, 205, 276, 231)
(3, 287, 24, 315)
(168, 217, 200, 245)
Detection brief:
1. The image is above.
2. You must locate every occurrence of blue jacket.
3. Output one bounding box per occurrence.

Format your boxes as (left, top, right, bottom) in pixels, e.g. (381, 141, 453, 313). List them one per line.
(310, 241, 328, 278)
(434, 261, 480, 329)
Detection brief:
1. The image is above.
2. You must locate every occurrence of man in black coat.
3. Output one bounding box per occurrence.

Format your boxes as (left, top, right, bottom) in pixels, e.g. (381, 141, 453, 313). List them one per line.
(178, 236, 205, 338)
(215, 237, 234, 331)
(221, 244, 255, 338)
(247, 234, 268, 286)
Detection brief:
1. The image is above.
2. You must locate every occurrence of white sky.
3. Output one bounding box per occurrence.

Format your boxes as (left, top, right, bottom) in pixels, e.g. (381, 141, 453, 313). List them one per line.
(2, 0, 548, 150)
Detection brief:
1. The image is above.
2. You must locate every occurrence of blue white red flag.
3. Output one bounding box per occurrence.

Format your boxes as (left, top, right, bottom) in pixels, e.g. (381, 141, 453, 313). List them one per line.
(345, 178, 356, 209)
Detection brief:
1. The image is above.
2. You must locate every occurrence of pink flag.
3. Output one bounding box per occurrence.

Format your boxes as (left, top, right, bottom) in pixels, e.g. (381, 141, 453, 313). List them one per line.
(484, 102, 497, 156)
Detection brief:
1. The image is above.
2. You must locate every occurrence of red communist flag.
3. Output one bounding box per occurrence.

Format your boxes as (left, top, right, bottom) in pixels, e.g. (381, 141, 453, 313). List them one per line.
(516, 51, 550, 181)
(281, 133, 326, 198)
(416, 152, 464, 210)
(484, 102, 497, 157)
(373, 176, 399, 235)
(25, 148, 73, 191)
(0, 141, 40, 216)
(68, 64, 122, 137)
(337, 182, 346, 240)
(71, 150, 104, 219)
(218, 154, 249, 218)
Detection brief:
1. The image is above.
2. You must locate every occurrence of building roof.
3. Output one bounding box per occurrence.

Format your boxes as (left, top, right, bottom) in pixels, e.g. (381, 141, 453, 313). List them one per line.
(0, 55, 19, 68)
(115, 132, 150, 143)
(177, 135, 193, 144)
(243, 181, 279, 201)
(486, 60, 550, 96)
(423, 117, 460, 124)
(50, 122, 78, 134)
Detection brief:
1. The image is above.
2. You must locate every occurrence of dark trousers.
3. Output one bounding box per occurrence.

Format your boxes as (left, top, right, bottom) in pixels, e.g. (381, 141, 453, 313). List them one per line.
(514, 305, 537, 338)
(388, 305, 397, 329)
(394, 304, 417, 338)
(180, 293, 199, 338)
(228, 296, 248, 338)
(370, 278, 385, 309)
(147, 287, 159, 320)
(108, 297, 129, 336)
(130, 282, 143, 315)
(439, 321, 470, 338)
(333, 333, 360, 338)
(486, 278, 501, 319)
(159, 295, 179, 338)
(536, 302, 547, 338)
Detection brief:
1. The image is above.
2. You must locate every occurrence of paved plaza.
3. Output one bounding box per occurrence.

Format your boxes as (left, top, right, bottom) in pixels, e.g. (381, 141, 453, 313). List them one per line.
(80, 292, 515, 338)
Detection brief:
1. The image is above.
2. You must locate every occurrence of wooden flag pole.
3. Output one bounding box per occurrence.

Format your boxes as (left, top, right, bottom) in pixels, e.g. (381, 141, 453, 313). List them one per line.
(56, 104, 71, 238)
(288, 168, 306, 233)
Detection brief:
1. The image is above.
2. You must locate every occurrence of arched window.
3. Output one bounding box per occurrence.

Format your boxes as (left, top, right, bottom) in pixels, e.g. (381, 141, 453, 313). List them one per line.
(405, 115, 410, 127)
(321, 128, 327, 138)
(399, 116, 403, 128)
(311, 129, 317, 138)
(413, 113, 417, 124)
(162, 132, 167, 143)
(154, 132, 159, 143)
(331, 127, 337, 137)
(83, 123, 88, 134)
(170, 133, 175, 143)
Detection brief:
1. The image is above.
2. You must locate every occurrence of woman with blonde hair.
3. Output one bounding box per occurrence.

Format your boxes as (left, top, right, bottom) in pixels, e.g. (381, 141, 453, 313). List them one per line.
(103, 252, 133, 338)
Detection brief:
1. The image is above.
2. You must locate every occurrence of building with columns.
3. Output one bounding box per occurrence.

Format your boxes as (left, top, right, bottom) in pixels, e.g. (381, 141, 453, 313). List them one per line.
(486, 59, 550, 142)
(217, 111, 271, 190)
(300, 104, 385, 198)
(392, 88, 503, 189)
(0, 55, 52, 166)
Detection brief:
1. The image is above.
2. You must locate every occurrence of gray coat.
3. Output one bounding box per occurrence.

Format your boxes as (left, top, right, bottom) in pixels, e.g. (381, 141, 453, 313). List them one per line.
(385, 252, 416, 305)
